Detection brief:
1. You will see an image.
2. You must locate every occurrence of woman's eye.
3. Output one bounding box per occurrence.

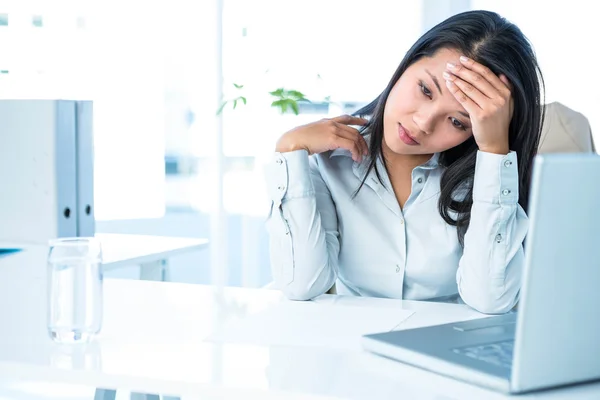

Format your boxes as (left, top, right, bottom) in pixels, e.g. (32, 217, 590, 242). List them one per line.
(419, 81, 432, 99)
(450, 117, 467, 131)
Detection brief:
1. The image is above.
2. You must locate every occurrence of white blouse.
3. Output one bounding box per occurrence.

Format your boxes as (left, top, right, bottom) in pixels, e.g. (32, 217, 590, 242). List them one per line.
(265, 147, 527, 314)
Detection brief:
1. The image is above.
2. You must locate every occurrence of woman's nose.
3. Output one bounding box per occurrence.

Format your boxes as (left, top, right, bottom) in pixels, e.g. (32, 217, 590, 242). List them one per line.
(413, 111, 435, 135)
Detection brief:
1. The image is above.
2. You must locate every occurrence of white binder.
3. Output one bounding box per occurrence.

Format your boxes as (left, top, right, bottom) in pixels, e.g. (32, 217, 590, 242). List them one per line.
(0, 99, 95, 244)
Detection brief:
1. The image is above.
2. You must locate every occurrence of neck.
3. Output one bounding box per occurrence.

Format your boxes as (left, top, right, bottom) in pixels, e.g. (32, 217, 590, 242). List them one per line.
(382, 141, 433, 177)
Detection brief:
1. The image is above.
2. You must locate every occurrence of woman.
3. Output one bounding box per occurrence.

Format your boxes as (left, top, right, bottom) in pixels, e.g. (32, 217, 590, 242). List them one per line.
(265, 10, 544, 314)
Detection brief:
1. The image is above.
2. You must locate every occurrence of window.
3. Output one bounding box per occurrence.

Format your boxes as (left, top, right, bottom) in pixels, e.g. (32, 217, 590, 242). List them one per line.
(1, 0, 432, 287)
(212, 0, 424, 217)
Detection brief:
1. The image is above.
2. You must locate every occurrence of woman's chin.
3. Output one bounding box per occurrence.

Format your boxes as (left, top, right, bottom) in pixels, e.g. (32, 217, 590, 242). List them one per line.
(385, 137, 422, 155)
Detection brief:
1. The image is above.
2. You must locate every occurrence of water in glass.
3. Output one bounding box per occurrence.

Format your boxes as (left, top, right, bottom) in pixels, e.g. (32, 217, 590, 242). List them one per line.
(47, 237, 103, 344)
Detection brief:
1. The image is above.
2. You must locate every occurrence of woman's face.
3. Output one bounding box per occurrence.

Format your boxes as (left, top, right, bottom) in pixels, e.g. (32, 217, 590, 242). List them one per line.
(383, 48, 474, 156)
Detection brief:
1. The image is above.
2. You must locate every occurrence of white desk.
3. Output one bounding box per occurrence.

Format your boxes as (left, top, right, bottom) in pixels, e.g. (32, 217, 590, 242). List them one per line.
(1, 247, 599, 399)
(1, 233, 209, 282)
(96, 233, 208, 281)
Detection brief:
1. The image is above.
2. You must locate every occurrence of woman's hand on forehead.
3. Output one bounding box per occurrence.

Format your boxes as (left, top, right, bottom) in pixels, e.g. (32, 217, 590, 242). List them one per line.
(442, 56, 513, 155)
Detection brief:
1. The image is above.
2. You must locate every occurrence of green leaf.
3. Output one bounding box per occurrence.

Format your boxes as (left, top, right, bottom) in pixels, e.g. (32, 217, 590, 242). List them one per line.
(290, 100, 299, 115)
(233, 99, 238, 109)
(269, 88, 285, 98)
(287, 90, 306, 100)
(233, 83, 244, 89)
(216, 101, 228, 115)
(271, 99, 288, 113)
(240, 96, 247, 105)
(271, 99, 284, 108)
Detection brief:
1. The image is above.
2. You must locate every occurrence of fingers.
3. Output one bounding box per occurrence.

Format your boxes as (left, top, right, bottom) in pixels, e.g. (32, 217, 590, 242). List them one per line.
(445, 62, 496, 101)
(333, 122, 369, 156)
(444, 79, 479, 115)
(457, 56, 507, 93)
(457, 56, 510, 96)
(443, 70, 487, 110)
(445, 57, 513, 115)
(498, 75, 514, 118)
(332, 114, 369, 126)
(331, 136, 364, 162)
(499, 74, 513, 92)
(320, 119, 367, 162)
(332, 125, 367, 161)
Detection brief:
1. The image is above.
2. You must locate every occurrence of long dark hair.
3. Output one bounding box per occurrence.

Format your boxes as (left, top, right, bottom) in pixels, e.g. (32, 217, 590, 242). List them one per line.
(354, 10, 545, 246)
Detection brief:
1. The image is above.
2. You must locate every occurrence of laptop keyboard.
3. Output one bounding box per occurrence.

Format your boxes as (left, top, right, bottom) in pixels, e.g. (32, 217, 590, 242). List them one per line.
(453, 340, 514, 369)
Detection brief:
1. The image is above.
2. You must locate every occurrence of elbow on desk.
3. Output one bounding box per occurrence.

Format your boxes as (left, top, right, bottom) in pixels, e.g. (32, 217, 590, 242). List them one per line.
(461, 291, 518, 315)
(277, 272, 335, 301)
(457, 271, 520, 315)
(274, 259, 336, 301)
(282, 289, 314, 301)
(280, 281, 327, 301)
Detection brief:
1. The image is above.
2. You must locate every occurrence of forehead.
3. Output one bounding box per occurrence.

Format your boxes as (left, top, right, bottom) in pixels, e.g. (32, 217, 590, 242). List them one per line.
(403, 47, 470, 115)
(408, 48, 462, 73)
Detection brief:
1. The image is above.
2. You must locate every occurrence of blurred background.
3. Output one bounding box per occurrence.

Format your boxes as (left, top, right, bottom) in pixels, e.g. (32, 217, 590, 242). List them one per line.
(1, 0, 597, 288)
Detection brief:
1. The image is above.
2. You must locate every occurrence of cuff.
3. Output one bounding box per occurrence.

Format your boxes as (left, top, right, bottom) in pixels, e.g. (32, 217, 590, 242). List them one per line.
(264, 150, 314, 205)
(473, 150, 519, 205)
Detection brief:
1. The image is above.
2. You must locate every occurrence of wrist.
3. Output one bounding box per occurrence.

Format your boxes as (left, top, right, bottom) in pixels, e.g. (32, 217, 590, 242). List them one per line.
(276, 134, 308, 154)
(478, 143, 509, 155)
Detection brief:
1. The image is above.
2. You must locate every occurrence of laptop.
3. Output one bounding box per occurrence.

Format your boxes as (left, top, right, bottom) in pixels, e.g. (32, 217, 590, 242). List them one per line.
(362, 153, 600, 394)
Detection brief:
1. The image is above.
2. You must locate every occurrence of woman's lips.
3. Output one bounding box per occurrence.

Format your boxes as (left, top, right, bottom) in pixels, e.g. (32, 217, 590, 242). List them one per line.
(398, 123, 419, 145)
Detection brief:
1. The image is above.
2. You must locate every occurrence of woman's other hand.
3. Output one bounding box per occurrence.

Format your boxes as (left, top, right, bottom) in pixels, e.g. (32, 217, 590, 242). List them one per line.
(276, 115, 369, 162)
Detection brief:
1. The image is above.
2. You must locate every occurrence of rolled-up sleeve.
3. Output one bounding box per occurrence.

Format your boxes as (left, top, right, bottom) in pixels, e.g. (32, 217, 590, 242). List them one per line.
(457, 150, 528, 314)
(264, 150, 339, 300)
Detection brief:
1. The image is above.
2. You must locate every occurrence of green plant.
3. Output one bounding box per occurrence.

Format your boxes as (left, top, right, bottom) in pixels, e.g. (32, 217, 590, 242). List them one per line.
(217, 83, 311, 115)
(268, 88, 310, 115)
(216, 83, 247, 115)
